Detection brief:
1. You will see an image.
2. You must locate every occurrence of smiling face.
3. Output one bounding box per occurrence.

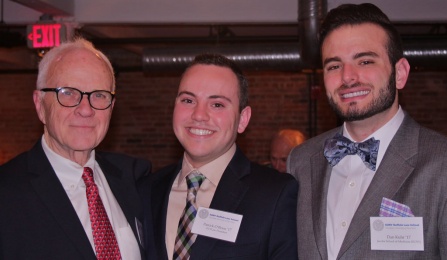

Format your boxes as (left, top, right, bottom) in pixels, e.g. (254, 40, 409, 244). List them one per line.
(173, 64, 251, 168)
(33, 48, 114, 164)
(322, 23, 405, 125)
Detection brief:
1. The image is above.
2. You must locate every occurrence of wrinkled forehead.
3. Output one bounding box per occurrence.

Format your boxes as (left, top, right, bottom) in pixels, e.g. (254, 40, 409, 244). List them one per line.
(47, 48, 114, 89)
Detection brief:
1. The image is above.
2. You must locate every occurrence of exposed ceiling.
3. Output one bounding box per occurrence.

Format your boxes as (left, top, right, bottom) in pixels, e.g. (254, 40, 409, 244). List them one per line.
(1, 0, 446, 73)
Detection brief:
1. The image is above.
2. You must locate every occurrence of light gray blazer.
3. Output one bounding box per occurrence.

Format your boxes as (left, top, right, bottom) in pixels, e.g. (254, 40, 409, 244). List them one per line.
(288, 113, 447, 259)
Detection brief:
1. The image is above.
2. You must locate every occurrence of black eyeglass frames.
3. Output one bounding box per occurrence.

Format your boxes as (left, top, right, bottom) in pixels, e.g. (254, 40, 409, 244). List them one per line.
(40, 87, 115, 110)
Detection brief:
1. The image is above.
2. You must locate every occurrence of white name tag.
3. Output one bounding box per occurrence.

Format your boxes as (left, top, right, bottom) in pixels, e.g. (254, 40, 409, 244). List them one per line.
(370, 217, 424, 251)
(191, 207, 243, 242)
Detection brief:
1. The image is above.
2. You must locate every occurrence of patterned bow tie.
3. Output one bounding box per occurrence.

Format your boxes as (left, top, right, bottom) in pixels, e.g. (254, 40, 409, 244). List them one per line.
(324, 133, 380, 171)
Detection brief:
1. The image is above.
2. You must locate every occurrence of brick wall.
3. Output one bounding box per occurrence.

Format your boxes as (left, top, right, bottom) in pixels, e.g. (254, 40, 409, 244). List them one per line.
(1, 70, 446, 171)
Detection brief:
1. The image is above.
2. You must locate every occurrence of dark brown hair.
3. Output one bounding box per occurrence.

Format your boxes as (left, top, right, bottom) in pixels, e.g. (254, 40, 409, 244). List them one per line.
(319, 3, 404, 66)
(186, 53, 249, 111)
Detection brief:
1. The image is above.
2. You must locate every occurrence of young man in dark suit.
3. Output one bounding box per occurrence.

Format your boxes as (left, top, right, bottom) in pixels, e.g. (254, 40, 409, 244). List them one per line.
(140, 53, 298, 260)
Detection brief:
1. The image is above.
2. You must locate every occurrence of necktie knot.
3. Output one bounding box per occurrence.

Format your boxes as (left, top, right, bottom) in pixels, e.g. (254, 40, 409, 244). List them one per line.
(186, 170, 205, 189)
(82, 167, 95, 186)
(186, 171, 205, 203)
(324, 133, 380, 171)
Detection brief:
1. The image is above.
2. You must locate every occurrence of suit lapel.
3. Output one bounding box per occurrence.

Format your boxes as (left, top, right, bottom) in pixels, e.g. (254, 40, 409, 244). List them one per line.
(96, 155, 144, 250)
(191, 148, 250, 260)
(28, 143, 96, 259)
(311, 151, 331, 260)
(338, 115, 418, 258)
(308, 127, 340, 260)
(151, 163, 181, 260)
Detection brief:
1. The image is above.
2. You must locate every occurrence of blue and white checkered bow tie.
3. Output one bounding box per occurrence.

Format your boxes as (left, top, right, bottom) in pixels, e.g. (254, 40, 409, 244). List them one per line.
(324, 133, 380, 171)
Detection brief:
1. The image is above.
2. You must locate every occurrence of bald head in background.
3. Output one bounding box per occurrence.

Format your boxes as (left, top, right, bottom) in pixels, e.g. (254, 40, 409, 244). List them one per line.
(270, 129, 306, 173)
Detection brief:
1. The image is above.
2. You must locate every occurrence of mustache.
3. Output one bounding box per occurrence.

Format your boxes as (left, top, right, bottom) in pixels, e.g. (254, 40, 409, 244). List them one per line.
(339, 82, 370, 90)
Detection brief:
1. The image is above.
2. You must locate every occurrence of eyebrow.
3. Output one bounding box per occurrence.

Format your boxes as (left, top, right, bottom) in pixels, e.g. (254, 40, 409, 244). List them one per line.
(177, 90, 194, 97)
(323, 51, 380, 67)
(177, 91, 232, 103)
(323, 57, 341, 67)
(354, 51, 379, 59)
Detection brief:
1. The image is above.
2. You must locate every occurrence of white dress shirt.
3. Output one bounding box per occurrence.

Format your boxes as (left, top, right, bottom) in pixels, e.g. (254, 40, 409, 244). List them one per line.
(41, 136, 141, 260)
(326, 107, 405, 260)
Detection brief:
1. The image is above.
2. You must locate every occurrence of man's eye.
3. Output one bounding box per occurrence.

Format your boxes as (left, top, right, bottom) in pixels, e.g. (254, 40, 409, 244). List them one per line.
(94, 92, 107, 99)
(326, 65, 340, 71)
(360, 60, 374, 65)
(212, 103, 224, 108)
(181, 98, 193, 104)
(61, 89, 75, 96)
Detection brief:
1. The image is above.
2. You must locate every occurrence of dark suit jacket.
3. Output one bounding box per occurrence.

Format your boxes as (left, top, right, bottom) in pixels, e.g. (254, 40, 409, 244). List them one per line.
(288, 113, 447, 259)
(139, 147, 298, 260)
(0, 139, 151, 259)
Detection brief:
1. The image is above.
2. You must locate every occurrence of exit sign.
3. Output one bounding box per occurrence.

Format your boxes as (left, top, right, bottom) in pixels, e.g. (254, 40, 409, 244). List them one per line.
(27, 23, 67, 49)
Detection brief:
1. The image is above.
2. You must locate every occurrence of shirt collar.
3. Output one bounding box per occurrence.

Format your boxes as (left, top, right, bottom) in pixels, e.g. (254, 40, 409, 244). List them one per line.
(178, 143, 237, 187)
(41, 135, 96, 187)
(342, 106, 405, 168)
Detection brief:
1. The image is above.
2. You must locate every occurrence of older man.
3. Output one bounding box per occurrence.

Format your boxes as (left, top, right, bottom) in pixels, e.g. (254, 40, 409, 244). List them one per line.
(0, 38, 151, 259)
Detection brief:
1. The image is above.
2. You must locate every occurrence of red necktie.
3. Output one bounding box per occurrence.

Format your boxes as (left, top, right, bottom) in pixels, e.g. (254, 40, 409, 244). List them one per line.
(82, 167, 122, 260)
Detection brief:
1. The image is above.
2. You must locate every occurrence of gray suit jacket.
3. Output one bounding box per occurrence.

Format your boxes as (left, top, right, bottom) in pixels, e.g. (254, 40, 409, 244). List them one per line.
(288, 114, 447, 259)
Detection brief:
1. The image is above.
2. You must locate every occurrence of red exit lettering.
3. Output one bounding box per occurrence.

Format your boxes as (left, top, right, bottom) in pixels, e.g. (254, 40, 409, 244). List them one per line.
(27, 23, 66, 49)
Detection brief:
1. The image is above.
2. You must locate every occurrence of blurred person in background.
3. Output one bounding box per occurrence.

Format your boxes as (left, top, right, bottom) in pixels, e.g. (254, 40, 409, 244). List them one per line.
(268, 129, 306, 173)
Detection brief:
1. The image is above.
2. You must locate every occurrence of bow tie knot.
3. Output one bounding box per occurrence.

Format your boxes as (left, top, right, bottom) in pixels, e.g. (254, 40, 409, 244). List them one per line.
(324, 133, 380, 171)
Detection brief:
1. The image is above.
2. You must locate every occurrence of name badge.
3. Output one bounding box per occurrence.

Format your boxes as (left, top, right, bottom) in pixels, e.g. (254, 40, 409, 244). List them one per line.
(370, 217, 424, 251)
(191, 207, 243, 242)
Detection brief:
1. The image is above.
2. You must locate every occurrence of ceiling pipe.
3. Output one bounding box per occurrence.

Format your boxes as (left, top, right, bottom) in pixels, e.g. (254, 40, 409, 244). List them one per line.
(142, 0, 447, 73)
(403, 36, 447, 71)
(142, 0, 320, 73)
(298, 0, 326, 70)
(143, 43, 301, 72)
(142, 37, 447, 73)
(142, 0, 325, 72)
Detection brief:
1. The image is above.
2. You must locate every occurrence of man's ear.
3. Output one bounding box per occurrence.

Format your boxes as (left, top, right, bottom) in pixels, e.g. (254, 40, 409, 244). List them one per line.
(395, 58, 410, 90)
(33, 90, 46, 124)
(237, 106, 251, 134)
(110, 98, 116, 111)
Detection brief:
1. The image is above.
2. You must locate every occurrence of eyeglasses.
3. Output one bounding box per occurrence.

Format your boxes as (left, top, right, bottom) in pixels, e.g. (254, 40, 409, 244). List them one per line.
(40, 87, 115, 110)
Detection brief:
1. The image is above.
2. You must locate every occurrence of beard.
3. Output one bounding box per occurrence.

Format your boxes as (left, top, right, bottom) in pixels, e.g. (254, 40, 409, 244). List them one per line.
(328, 69, 397, 122)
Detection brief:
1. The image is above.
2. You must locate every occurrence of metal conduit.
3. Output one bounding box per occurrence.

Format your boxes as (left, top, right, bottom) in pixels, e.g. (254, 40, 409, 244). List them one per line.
(298, 0, 326, 70)
(142, 0, 447, 72)
(142, 37, 447, 72)
(403, 37, 447, 70)
(142, 0, 324, 72)
(143, 43, 301, 72)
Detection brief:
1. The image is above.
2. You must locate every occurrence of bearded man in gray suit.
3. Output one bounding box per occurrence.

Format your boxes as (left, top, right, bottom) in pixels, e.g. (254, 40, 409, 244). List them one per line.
(288, 3, 447, 260)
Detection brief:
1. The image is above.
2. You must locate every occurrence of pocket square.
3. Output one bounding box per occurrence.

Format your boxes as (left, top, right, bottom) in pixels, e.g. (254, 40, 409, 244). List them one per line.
(135, 217, 145, 247)
(379, 197, 414, 217)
